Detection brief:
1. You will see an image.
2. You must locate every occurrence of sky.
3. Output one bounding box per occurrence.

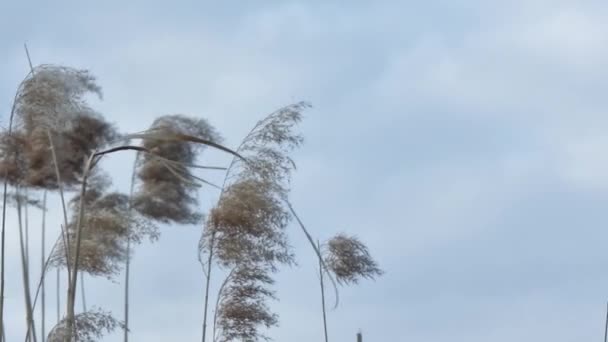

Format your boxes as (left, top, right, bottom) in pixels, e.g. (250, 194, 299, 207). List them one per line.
(2, 0, 608, 341)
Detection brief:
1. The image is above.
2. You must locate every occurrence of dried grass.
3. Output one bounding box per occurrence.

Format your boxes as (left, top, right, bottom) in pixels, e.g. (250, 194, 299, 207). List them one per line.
(46, 308, 124, 342)
(206, 178, 294, 271)
(324, 234, 383, 285)
(202, 103, 308, 342)
(215, 263, 277, 342)
(0, 65, 116, 190)
(51, 175, 158, 279)
(132, 115, 221, 224)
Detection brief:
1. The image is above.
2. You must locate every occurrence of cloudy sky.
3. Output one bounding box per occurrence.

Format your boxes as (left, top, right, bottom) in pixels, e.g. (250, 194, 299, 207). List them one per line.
(2, 0, 608, 341)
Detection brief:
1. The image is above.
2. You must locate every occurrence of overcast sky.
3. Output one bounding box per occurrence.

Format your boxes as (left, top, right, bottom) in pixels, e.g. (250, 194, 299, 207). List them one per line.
(2, 1, 608, 341)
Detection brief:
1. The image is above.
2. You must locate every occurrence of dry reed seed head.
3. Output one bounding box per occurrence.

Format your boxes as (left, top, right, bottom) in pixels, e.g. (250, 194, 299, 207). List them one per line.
(16, 65, 102, 132)
(0, 64, 116, 189)
(21, 113, 116, 189)
(133, 114, 221, 224)
(324, 234, 384, 286)
(51, 176, 158, 278)
(132, 177, 202, 224)
(199, 103, 307, 266)
(206, 178, 295, 270)
(47, 308, 125, 342)
(5, 190, 44, 209)
(217, 263, 278, 342)
(0, 130, 29, 184)
(227, 102, 308, 190)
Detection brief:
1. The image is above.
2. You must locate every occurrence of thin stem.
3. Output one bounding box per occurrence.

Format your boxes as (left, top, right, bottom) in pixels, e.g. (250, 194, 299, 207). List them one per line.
(604, 303, 608, 342)
(201, 233, 215, 342)
(212, 267, 235, 342)
(66, 154, 95, 340)
(17, 189, 38, 342)
(80, 274, 87, 313)
(46, 130, 72, 281)
(286, 202, 340, 309)
(123, 235, 131, 342)
(25, 189, 30, 283)
(41, 191, 47, 342)
(318, 240, 328, 342)
(25, 224, 67, 339)
(30, 236, 60, 311)
(56, 269, 60, 324)
(124, 153, 139, 342)
(0, 72, 20, 341)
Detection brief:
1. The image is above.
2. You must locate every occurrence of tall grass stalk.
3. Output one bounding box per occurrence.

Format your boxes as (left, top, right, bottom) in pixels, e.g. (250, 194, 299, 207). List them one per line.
(25, 189, 30, 283)
(62, 139, 241, 340)
(123, 154, 139, 342)
(318, 240, 329, 342)
(0, 66, 22, 339)
(604, 303, 608, 342)
(17, 189, 38, 342)
(41, 191, 47, 342)
(56, 269, 60, 324)
(201, 234, 215, 342)
(65, 153, 95, 339)
(46, 130, 73, 280)
(286, 202, 339, 308)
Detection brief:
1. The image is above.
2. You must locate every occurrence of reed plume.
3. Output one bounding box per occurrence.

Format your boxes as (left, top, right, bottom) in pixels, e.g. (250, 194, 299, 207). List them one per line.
(50, 174, 158, 279)
(199, 103, 308, 342)
(205, 178, 295, 271)
(316, 234, 383, 342)
(132, 115, 221, 224)
(215, 263, 278, 342)
(323, 234, 383, 285)
(47, 308, 124, 342)
(0, 64, 116, 190)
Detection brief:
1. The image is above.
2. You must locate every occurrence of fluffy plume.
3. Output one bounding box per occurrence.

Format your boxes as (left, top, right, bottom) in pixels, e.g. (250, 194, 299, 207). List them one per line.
(216, 263, 278, 342)
(205, 178, 294, 270)
(16, 65, 102, 132)
(200, 103, 308, 265)
(203, 103, 307, 342)
(224, 102, 307, 197)
(132, 115, 221, 224)
(51, 175, 158, 278)
(0, 64, 116, 189)
(323, 234, 383, 285)
(47, 308, 124, 342)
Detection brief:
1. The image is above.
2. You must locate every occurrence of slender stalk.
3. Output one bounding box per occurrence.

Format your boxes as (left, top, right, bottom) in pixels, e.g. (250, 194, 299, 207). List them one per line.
(80, 274, 86, 312)
(201, 233, 215, 342)
(22, 49, 73, 340)
(46, 130, 72, 281)
(123, 235, 131, 342)
(212, 267, 235, 342)
(25, 235, 62, 339)
(124, 154, 139, 342)
(0, 178, 8, 341)
(200, 121, 251, 342)
(122, 250, 131, 342)
(17, 189, 38, 342)
(65, 154, 95, 340)
(30, 237, 60, 311)
(24, 45, 73, 295)
(56, 269, 60, 324)
(25, 188, 30, 281)
(286, 202, 339, 309)
(318, 240, 328, 342)
(604, 303, 608, 342)
(41, 191, 47, 342)
(0, 73, 20, 340)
